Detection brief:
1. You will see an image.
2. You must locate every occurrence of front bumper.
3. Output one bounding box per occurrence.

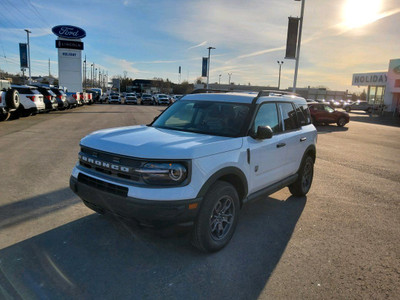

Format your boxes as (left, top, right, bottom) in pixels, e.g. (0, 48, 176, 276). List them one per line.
(70, 175, 202, 225)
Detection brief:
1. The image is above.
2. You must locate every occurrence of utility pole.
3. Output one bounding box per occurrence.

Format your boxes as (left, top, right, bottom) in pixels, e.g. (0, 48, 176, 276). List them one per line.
(206, 46, 215, 90)
(24, 29, 31, 83)
(219, 74, 221, 84)
(228, 73, 232, 85)
(83, 55, 86, 89)
(293, 0, 305, 93)
(48, 58, 51, 77)
(277, 61, 284, 90)
(91, 64, 93, 88)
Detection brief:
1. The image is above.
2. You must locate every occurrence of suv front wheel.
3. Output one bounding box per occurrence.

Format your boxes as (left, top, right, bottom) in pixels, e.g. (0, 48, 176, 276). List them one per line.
(289, 156, 314, 197)
(192, 181, 240, 252)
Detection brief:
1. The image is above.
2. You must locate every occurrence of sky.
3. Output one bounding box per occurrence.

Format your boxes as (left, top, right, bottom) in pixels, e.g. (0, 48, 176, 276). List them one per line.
(0, 0, 399, 93)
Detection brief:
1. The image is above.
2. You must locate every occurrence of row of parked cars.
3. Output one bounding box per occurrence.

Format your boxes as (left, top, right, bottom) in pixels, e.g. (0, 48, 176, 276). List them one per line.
(0, 80, 94, 121)
(99, 92, 183, 105)
(307, 98, 384, 113)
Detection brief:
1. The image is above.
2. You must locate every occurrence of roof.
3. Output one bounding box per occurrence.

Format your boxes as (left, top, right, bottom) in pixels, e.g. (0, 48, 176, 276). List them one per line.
(182, 92, 306, 105)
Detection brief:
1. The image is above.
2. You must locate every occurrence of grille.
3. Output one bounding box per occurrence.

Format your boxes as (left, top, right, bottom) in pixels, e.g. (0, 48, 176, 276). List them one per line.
(78, 173, 128, 197)
(80, 147, 143, 183)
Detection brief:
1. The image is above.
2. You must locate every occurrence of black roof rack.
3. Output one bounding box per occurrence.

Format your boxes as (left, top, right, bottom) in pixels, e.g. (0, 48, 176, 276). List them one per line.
(256, 90, 298, 97)
(191, 88, 230, 94)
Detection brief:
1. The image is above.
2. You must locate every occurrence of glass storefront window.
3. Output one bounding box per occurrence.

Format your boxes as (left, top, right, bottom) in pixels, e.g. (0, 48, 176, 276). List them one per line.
(367, 86, 385, 104)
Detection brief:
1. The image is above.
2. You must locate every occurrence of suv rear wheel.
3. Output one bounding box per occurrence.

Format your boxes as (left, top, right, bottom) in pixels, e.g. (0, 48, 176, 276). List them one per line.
(192, 181, 240, 252)
(289, 156, 314, 197)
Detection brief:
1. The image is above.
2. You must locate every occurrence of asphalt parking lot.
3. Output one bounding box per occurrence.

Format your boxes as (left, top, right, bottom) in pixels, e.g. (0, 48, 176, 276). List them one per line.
(0, 104, 399, 299)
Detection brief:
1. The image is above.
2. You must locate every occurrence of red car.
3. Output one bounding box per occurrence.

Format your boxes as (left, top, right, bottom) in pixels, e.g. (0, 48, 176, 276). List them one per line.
(308, 102, 350, 127)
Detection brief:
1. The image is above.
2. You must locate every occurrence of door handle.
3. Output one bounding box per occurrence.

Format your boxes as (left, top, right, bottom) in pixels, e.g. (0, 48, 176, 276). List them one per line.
(300, 137, 307, 142)
(276, 143, 286, 148)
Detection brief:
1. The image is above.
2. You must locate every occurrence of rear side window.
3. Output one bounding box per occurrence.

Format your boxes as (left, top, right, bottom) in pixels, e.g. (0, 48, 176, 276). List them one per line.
(295, 103, 311, 126)
(278, 102, 299, 131)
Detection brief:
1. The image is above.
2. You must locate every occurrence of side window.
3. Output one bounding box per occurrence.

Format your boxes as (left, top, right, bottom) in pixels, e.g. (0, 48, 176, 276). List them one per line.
(278, 102, 299, 131)
(295, 104, 311, 126)
(253, 103, 280, 133)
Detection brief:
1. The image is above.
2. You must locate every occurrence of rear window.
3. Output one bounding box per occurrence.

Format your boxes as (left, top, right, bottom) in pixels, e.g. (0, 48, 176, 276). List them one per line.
(14, 87, 37, 94)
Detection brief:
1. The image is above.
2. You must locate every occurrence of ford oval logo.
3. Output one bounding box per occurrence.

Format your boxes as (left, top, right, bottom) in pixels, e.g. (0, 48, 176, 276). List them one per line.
(52, 25, 86, 39)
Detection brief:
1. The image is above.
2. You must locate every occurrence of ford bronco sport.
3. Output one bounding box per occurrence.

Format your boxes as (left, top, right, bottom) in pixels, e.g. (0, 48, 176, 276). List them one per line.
(70, 91, 317, 252)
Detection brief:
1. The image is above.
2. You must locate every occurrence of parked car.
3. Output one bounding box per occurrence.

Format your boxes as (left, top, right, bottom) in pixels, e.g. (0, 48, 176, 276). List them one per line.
(0, 80, 20, 121)
(109, 92, 121, 104)
(343, 100, 374, 113)
(140, 93, 155, 105)
(70, 90, 317, 252)
(125, 93, 138, 104)
(35, 86, 58, 112)
(79, 92, 89, 105)
(11, 85, 46, 117)
(66, 92, 80, 108)
(154, 94, 170, 105)
(50, 87, 69, 110)
(87, 88, 102, 102)
(308, 102, 350, 127)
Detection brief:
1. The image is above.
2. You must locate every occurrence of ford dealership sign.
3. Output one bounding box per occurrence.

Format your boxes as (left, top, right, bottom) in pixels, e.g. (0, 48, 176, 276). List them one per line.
(52, 25, 86, 39)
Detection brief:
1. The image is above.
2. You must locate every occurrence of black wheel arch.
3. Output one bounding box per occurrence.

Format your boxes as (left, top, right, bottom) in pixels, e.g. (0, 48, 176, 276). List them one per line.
(197, 167, 248, 206)
(298, 145, 316, 172)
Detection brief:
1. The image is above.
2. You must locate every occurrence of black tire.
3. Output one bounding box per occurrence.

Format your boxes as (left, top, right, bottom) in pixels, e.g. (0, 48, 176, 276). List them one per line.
(337, 117, 346, 127)
(192, 181, 240, 252)
(0, 112, 10, 121)
(5, 89, 20, 109)
(8, 110, 20, 120)
(289, 156, 314, 197)
(345, 107, 351, 112)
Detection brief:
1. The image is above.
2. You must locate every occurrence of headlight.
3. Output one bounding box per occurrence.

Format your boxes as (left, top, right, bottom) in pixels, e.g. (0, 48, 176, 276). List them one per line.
(137, 162, 188, 186)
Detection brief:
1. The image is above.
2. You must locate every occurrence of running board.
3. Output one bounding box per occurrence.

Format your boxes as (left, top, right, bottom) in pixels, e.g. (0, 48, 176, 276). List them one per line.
(243, 174, 298, 204)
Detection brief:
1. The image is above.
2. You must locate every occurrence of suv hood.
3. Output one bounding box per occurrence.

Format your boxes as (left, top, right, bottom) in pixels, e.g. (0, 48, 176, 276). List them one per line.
(80, 125, 243, 159)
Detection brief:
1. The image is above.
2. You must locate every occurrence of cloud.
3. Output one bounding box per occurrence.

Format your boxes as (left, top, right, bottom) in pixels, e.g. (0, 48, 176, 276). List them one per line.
(187, 41, 207, 50)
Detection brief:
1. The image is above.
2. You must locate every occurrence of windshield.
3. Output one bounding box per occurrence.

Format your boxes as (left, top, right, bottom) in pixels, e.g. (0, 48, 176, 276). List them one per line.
(152, 100, 250, 137)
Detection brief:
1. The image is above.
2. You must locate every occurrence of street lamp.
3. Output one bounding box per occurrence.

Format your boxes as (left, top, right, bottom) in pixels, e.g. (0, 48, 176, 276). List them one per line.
(277, 61, 284, 90)
(206, 46, 215, 90)
(293, 0, 305, 93)
(219, 74, 222, 84)
(24, 29, 31, 83)
(228, 73, 232, 85)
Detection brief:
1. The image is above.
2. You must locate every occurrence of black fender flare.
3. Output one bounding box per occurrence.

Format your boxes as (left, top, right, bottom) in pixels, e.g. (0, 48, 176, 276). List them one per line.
(196, 167, 248, 204)
(297, 145, 316, 173)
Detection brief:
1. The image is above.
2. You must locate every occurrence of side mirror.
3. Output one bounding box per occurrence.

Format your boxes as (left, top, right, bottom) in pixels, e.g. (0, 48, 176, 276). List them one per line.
(253, 126, 273, 140)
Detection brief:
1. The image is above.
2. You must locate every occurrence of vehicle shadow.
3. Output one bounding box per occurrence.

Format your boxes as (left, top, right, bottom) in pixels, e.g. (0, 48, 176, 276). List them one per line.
(0, 195, 306, 299)
(315, 124, 349, 134)
(348, 114, 400, 127)
(0, 188, 79, 230)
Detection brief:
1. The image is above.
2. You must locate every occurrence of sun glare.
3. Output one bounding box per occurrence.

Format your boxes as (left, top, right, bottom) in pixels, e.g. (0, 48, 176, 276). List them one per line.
(343, 0, 382, 29)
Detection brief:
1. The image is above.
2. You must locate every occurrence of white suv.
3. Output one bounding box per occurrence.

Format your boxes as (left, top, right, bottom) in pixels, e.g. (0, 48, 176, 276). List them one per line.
(70, 91, 317, 252)
(12, 85, 46, 116)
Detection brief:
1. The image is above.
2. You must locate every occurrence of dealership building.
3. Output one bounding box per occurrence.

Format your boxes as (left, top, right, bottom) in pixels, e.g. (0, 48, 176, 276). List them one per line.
(352, 58, 400, 114)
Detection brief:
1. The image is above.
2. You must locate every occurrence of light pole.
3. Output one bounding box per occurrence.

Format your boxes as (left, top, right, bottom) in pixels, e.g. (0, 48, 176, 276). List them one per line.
(91, 64, 93, 88)
(24, 29, 31, 83)
(219, 74, 222, 84)
(293, 0, 305, 93)
(228, 72, 232, 85)
(206, 46, 215, 90)
(277, 61, 284, 90)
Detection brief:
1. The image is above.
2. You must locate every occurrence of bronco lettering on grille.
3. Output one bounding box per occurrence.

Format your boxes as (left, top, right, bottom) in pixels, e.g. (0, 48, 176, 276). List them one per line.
(79, 154, 132, 173)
